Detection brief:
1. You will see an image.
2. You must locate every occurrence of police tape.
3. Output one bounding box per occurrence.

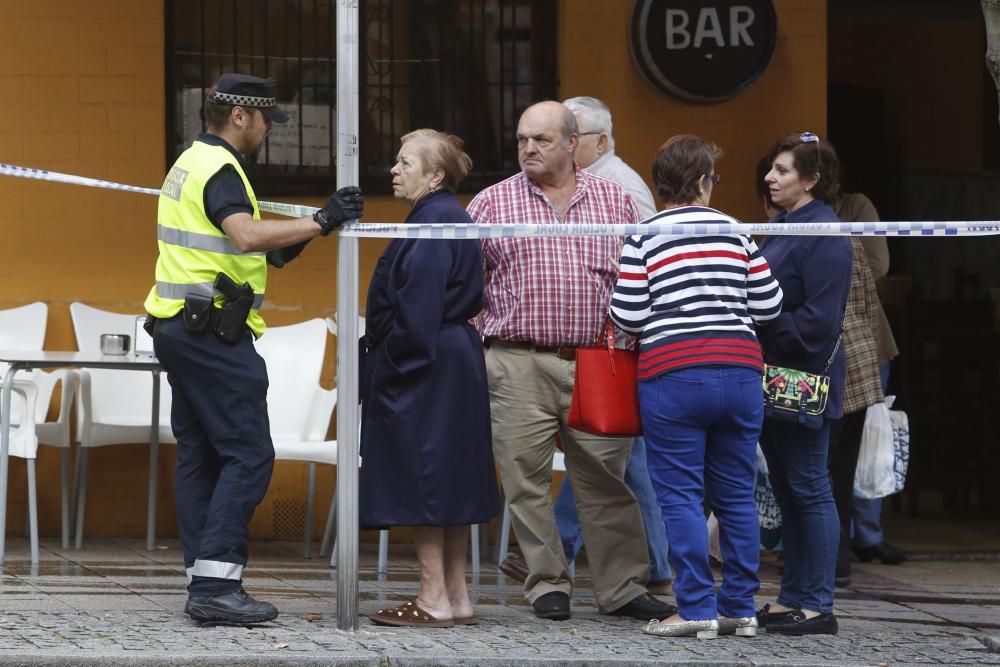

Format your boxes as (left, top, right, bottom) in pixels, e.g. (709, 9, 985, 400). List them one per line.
(4, 160, 1000, 239)
(337, 219, 1000, 238)
(0, 161, 320, 219)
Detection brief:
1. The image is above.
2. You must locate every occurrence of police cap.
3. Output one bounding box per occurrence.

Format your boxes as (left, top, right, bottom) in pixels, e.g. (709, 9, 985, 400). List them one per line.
(209, 73, 289, 124)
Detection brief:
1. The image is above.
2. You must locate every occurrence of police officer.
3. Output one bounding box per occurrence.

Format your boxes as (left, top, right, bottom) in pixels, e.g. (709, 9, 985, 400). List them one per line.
(144, 73, 363, 624)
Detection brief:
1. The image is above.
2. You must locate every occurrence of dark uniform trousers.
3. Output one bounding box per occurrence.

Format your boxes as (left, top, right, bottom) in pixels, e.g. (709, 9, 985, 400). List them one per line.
(152, 316, 274, 597)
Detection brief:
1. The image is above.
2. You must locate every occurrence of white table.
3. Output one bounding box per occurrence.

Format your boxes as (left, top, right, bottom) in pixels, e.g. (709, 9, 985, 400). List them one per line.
(0, 351, 163, 564)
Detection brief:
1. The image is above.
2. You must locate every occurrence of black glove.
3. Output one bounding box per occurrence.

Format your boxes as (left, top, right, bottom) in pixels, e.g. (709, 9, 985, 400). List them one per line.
(313, 186, 364, 236)
(266, 240, 309, 268)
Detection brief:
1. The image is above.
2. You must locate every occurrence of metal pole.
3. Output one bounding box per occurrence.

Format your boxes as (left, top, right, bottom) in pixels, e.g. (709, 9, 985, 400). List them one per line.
(0, 364, 19, 564)
(147, 370, 160, 551)
(335, 0, 361, 632)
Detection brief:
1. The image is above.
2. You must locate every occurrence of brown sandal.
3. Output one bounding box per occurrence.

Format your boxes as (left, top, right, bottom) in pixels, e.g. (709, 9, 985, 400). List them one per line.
(370, 600, 455, 628)
(454, 614, 480, 625)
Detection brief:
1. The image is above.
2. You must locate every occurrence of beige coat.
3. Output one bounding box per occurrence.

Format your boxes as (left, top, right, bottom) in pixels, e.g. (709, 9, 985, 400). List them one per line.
(835, 193, 899, 363)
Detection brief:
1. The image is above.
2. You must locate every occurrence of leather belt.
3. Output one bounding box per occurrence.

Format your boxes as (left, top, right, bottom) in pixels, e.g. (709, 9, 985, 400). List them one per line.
(486, 338, 578, 361)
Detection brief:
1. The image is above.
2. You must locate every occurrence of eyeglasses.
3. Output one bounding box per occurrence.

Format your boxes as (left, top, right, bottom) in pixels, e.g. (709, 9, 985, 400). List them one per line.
(709, 173, 721, 185)
(578, 131, 602, 137)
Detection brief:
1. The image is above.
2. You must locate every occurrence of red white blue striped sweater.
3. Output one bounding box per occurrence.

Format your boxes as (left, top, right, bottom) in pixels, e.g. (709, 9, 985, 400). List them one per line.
(610, 206, 783, 380)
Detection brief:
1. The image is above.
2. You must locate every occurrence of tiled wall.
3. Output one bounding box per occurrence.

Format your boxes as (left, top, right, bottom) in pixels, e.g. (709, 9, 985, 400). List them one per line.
(0, 0, 827, 541)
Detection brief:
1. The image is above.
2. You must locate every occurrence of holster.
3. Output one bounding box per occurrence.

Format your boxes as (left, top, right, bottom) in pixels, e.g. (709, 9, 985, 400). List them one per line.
(212, 272, 255, 344)
(214, 299, 252, 343)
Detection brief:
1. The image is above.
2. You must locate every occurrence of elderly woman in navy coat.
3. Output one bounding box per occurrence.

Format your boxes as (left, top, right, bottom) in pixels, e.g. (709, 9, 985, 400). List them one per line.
(362, 129, 499, 628)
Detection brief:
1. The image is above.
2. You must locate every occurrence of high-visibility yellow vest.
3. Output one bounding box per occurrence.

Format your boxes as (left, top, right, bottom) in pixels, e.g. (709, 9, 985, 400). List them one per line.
(144, 141, 268, 337)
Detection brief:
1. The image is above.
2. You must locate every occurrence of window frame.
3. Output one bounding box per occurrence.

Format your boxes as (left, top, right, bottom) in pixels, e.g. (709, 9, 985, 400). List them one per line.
(164, 0, 558, 198)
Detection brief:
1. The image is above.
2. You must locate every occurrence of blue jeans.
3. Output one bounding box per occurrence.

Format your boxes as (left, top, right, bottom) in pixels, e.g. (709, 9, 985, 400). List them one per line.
(759, 418, 838, 614)
(554, 437, 672, 582)
(852, 497, 883, 547)
(640, 367, 763, 620)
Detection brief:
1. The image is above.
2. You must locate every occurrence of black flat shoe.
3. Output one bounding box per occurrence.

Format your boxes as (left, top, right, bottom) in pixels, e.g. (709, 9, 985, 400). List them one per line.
(755, 603, 801, 632)
(185, 589, 278, 624)
(608, 593, 677, 621)
(532, 591, 571, 620)
(853, 541, 908, 565)
(767, 611, 838, 636)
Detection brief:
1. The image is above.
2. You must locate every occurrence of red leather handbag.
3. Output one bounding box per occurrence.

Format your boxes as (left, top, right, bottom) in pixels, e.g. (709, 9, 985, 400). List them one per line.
(567, 320, 642, 437)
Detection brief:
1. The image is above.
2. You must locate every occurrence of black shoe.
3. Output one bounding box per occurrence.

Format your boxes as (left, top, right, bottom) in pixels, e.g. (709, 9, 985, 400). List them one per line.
(755, 603, 801, 632)
(608, 593, 677, 621)
(532, 591, 571, 620)
(767, 611, 838, 636)
(853, 541, 908, 565)
(184, 590, 279, 624)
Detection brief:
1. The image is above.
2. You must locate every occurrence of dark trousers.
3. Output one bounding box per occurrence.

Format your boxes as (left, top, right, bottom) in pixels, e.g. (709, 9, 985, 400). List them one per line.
(828, 408, 867, 571)
(640, 367, 763, 620)
(153, 317, 274, 597)
(759, 419, 838, 614)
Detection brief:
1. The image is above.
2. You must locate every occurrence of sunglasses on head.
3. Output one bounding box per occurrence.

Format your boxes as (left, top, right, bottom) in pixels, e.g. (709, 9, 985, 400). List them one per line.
(799, 131, 823, 177)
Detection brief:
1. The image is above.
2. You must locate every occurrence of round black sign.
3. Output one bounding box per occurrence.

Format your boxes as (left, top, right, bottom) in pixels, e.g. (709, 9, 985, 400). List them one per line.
(629, 0, 777, 103)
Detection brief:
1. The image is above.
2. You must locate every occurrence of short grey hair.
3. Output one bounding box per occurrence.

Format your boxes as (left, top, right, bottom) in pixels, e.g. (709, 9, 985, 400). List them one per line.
(563, 96, 615, 150)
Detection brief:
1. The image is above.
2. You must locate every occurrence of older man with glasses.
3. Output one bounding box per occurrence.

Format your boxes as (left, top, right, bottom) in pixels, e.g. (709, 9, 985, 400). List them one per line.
(564, 96, 657, 219)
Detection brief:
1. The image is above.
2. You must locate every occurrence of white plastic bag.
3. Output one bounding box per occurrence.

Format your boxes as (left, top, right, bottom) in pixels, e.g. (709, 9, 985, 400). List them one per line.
(886, 396, 909, 494)
(854, 401, 896, 498)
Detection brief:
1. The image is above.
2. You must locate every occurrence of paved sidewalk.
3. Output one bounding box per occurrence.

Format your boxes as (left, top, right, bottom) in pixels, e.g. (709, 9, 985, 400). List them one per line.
(0, 538, 998, 666)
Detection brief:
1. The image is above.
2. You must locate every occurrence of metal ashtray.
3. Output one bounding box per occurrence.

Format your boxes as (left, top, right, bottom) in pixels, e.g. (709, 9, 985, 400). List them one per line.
(100, 333, 131, 355)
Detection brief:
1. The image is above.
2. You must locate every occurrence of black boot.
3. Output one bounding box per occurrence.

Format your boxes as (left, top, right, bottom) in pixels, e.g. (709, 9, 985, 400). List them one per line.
(185, 589, 279, 624)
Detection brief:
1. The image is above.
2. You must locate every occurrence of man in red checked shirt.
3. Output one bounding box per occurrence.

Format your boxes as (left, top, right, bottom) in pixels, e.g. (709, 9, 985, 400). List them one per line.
(467, 101, 674, 623)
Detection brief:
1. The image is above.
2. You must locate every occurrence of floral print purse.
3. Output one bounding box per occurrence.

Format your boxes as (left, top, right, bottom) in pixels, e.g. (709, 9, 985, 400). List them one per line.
(762, 332, 842, 429)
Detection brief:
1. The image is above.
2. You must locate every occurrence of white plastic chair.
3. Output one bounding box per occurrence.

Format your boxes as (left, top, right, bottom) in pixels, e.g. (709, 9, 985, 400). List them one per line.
(69, 302, 175, 549)
(0, 302, 79, 554)
(496, 451, 571, 576)
(252, 318, 338, 558)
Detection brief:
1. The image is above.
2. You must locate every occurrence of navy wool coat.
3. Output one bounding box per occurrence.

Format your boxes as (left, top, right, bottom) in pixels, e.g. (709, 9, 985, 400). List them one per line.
(358, 190, 500, 528)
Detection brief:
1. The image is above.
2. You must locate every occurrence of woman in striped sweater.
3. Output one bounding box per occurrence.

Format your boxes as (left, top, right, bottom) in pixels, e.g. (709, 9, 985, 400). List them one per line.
(611, 135, 783, 639)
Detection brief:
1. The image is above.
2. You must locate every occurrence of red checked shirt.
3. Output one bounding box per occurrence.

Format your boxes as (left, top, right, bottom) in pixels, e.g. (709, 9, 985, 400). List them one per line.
(467, 167, 640, 347)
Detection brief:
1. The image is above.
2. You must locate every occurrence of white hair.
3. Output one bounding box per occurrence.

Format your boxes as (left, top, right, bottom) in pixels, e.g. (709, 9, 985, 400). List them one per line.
(562, 96, 615, 150)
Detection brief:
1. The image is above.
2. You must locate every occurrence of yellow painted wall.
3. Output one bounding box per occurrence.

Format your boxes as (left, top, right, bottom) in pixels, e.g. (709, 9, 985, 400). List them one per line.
(0, 0, 174, 539)
(0, 0, 828, 542)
